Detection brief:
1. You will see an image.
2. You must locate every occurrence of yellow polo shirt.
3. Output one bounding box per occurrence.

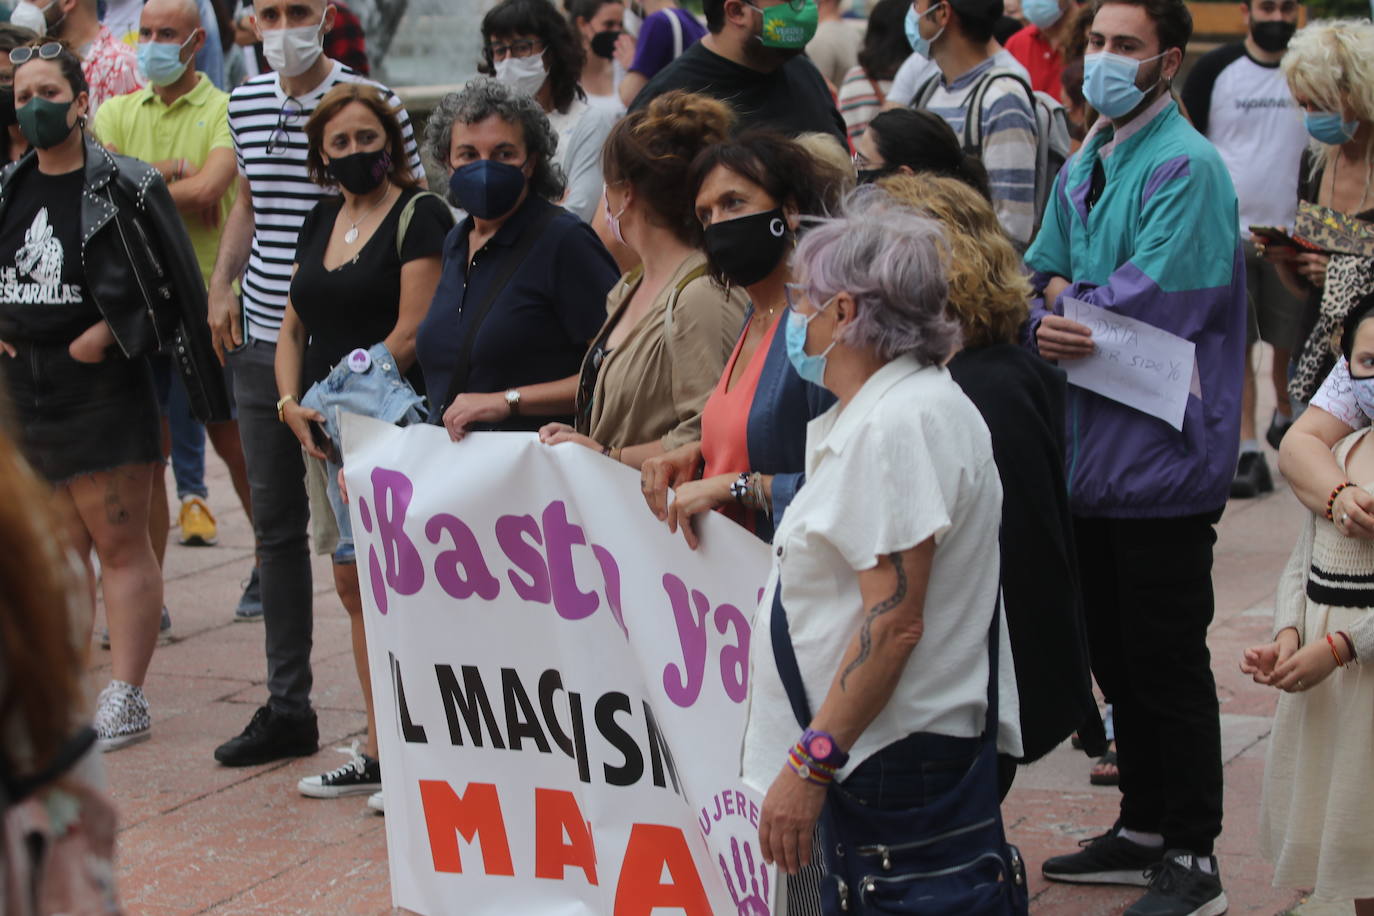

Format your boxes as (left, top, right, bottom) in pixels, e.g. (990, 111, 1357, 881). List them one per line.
(93, 73, 235, 285)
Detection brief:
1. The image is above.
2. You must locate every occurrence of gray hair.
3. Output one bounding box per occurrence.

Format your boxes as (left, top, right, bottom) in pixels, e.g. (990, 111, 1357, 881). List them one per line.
(792, 186, 959, 365)
(423, 77, 566, 202)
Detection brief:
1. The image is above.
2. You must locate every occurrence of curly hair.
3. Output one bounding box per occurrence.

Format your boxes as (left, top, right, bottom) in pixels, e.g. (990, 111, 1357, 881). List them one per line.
(602, 90, 735, 243)
(878, 172, 1030, 349)
(793, 186, 958, 365)
(479, 0, 587, 115)
(1282, 19, 1374, 176)
(425, 77, 567, 203)
(304, 83, 418, 191)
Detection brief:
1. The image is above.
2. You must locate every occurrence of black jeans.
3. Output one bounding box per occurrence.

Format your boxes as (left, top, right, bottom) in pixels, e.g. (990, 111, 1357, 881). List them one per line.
(1074, 512, 1224, 855)
(230, 339, 313, 716)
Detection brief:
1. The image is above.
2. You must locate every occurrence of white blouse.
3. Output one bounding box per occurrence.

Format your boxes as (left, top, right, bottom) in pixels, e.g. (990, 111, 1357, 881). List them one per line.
(740, 356, 1023, 792)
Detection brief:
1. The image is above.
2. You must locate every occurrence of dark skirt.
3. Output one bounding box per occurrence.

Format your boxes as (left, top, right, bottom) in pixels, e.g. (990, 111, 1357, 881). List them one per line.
(3, 340, 161, 484)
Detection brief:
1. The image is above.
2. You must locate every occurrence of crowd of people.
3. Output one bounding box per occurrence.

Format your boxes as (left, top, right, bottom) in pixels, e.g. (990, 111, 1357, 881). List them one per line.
(0, 0, 1371, 912)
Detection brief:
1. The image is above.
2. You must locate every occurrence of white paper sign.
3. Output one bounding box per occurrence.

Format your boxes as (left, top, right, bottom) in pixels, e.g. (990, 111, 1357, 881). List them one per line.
(1061, 297, 1196, 431)
(342, 415, 777, 916)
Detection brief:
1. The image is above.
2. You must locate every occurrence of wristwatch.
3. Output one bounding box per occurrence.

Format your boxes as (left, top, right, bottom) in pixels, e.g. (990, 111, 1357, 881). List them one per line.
(276, 393, 297, 423)
(504, 388, 521, 415)
(800, 728, 849, 770)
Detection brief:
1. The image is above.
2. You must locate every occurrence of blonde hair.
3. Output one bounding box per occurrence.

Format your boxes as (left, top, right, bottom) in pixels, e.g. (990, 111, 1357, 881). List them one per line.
(877, 173, 1030, 349)
(1281, 19, 1374, 174)
(794, 131, 857, 200)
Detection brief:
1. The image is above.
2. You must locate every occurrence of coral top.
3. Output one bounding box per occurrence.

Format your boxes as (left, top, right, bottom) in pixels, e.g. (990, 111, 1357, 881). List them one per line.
(700, 315, 782, 526)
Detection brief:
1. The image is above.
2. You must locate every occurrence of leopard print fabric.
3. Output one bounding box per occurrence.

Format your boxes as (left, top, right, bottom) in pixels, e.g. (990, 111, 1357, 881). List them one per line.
(1289, 253, 1374, 405)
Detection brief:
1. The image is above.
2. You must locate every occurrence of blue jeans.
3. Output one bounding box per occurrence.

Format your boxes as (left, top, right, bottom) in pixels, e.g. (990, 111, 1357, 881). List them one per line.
(167, 365, 209, 500)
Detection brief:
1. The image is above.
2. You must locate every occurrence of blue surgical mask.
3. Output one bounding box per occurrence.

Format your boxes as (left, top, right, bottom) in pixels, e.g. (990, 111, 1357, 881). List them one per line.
(136, 33, 195, 87)
(1082, 50, 1164, 120)
(785, 299, 837, 386)
(1305, 111, 1358, 146)
(1021, 0, 1063, 29)
(1353, 374, 1374, 421)
(448, 158, 528, 220)
(905, 2, 943, 56)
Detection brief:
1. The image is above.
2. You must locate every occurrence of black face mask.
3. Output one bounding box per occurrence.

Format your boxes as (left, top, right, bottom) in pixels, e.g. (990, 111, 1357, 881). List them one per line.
(1251, 19, 1296, 53)
(0, 87, 15, 129)
(327, 148, 392, 195)
(703, 208, 791, 288)
(590, 28, 621, 60)
(856, 166, 893, 185)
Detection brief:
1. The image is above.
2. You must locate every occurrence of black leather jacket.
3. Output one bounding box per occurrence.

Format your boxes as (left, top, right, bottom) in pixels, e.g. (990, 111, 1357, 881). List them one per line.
(0, 137, 230, 422)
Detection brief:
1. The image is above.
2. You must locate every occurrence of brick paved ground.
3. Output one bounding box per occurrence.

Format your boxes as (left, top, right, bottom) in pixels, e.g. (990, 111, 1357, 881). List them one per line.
(93, 376, 1354, 915)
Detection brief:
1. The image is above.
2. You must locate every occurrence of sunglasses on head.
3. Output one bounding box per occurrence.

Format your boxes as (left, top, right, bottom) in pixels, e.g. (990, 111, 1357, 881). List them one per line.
(9, 42, 66, 66)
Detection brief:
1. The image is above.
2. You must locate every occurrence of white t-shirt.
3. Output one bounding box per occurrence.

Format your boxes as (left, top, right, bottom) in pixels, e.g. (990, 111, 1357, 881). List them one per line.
(740, 356, 1023, 792)
(1312, 357, 1371, 430)
(547, 98, 619, 223)
(887, 47, 1030, 107)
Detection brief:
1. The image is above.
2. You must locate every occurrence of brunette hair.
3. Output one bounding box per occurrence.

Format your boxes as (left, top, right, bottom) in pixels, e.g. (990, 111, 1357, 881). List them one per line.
(687, 129, 847, 235)
(867, 109, 992, 201)
(304, 83, 418, 190)
(12, 38, 88, 100)
(0, 398, 87, 783)
(480, 0, 587, 114)
(857, 0, 911, 83)
(1091, 0, 1192, 53)
(601, 90, 734, 242)
(879, 172, 1030, 349)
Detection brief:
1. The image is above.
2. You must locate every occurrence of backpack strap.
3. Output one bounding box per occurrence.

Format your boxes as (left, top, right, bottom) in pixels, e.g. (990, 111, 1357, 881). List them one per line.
(395, 190, 447, 260)
(661, 262, 708, 342)
(911, 71, 942, 110)
(961, 69, 1037, 155)
(667, 7, 684, 58)
(440, 203, 561, 413)
(0, 726, 97, 803)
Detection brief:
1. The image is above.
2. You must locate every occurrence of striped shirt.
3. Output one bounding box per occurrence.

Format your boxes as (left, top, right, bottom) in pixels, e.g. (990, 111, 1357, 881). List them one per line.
(919, 58, 1037, 249)
(837, 65, 890, 144)
(228, 62, 422, 341)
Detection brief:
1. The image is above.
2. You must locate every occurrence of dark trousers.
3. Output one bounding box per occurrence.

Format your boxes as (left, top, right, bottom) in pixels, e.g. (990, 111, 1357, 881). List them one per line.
(1073, 512, 1224, 855)
(230, 339, 314, 716)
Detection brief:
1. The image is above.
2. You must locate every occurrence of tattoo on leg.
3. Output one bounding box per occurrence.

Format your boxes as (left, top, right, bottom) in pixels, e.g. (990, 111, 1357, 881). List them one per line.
(840, 552, 907, 690)
(105, 473, 130, 525)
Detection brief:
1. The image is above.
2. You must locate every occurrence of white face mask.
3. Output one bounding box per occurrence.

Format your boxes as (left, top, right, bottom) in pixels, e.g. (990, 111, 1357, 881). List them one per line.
(494, 54, 548, 98)
(10, 0, 57, 37)
(622, 5, 642, 37)
(261, 20, 325, 77)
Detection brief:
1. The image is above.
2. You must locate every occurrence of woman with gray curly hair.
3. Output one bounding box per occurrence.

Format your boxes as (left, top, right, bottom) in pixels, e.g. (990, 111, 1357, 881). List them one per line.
(415, 77, 619, 438)
(743, 190, 1025, 908)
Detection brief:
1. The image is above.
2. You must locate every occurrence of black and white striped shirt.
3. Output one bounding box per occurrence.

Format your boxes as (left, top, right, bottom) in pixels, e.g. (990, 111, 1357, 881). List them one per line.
(228, 62, 423, 342)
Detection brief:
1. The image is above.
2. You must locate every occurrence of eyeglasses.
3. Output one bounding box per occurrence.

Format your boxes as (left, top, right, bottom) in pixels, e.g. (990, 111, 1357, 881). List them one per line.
(8, 42, 65, 66)
(265, 95, 305, 156)
(783, 282, 810, 312)
(484, 39, 544, 62)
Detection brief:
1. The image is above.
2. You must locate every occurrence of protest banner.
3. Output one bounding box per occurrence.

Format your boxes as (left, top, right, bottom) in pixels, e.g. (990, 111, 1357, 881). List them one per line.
(342, 415, 777, 916)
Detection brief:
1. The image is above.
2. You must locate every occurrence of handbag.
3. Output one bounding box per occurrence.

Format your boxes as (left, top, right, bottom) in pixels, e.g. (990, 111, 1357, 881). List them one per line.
(769, 577, 1029, 915)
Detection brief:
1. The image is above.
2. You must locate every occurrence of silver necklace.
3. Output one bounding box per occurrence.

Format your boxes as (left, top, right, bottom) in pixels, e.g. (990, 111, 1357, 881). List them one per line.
(342, 185, 392, 244)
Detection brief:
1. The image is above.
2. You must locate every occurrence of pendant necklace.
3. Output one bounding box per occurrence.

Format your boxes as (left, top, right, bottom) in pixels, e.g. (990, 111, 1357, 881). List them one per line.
(343, 185, 392, 244)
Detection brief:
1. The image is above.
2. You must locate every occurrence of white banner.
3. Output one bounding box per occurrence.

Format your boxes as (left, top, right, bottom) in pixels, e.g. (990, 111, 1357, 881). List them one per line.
(342, 416, 777, 916)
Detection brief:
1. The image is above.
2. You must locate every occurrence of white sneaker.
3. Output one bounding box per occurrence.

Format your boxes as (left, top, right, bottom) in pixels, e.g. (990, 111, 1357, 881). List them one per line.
(367, 790, 385, 814)
(94, 680, 150, 751)
(297, 741, 380, 798)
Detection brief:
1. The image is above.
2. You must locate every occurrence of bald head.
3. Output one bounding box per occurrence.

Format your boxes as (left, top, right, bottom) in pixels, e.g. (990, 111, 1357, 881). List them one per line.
(141, 0, 203, 35)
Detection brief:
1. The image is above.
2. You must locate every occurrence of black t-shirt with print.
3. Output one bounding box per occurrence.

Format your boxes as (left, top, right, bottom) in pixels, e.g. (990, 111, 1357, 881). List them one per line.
(0, 168, 100, 344)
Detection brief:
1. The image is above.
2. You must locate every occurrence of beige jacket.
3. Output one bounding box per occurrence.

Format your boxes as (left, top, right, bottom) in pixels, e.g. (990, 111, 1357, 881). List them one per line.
(578, 251, 748, 451)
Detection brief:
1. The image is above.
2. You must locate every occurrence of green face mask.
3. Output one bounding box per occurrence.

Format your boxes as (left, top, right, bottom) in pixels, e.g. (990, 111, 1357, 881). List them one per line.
(16, 96, 75, 150)
(750, 0, 818, 49)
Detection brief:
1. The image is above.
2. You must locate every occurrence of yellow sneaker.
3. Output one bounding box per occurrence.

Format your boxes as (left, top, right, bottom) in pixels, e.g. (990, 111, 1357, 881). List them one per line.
(178, 496, 218, 546)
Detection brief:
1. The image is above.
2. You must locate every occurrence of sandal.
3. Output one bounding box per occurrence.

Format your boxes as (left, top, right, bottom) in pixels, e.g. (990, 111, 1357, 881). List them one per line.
(1090, 748, 1119, 786)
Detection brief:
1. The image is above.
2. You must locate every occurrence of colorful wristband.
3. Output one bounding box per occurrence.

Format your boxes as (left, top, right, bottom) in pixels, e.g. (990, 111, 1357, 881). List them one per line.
(1327, 633, 1346, 668)
(1338, 630, 1358, 663)
(1326, 481, 1355, 521)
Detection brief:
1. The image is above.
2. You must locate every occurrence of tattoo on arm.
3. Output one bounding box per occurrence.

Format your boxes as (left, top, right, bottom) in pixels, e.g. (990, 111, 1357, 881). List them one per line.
(840, 551, 908, 690)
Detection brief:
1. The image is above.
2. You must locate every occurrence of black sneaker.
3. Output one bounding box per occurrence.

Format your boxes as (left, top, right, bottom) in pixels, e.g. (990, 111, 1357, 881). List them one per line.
(1229, 451, 1273, 498)
(214, 705, 319, 767)
(1042, 823, 1161, 886)
(1265, 411, 1294, 451)
(1125, 850, 1227, 916)
(234, 567, 263, 622)
(297, 742, 380, 798)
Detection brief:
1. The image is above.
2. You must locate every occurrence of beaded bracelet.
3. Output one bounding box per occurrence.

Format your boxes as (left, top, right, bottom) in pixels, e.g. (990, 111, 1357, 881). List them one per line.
(1338, 630, 1358, 664)
(1326, 481, 1355, 521)
(1326, 633, 1346, 668)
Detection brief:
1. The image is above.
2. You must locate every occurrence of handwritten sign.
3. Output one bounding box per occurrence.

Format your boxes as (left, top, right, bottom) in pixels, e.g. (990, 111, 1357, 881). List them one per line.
(1061, 297, 1196, 431)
